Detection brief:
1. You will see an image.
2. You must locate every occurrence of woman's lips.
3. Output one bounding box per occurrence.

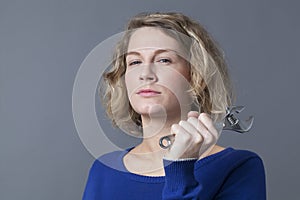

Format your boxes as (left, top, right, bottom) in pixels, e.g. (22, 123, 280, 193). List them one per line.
(137, 89, 161, 97)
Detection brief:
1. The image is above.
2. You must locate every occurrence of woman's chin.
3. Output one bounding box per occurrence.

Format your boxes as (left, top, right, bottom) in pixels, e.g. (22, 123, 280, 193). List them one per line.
(136, 104, 167, 118)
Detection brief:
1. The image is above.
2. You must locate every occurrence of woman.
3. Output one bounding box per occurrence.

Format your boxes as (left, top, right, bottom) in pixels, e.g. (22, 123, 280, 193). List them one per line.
(83, 12, 266, 200)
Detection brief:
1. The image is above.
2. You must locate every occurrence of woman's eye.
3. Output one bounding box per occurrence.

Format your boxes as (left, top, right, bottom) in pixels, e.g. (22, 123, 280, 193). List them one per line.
(128, 60, 142, 66)
(158, 58, 171, 63)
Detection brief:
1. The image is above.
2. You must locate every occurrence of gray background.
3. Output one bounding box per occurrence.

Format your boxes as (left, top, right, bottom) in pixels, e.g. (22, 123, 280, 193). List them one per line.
(1, 0, 299, 199)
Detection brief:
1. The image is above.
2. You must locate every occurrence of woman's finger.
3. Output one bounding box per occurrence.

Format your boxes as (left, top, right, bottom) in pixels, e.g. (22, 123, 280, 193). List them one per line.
(187, 115, 218, 149)
(187, 117, 208, 133)
(179, 120, 203, 144)
(166, 124, 196, 159)
(198, 113, 219, 140)
(188, 117, 213, 143)
(187, 111, 199, 118)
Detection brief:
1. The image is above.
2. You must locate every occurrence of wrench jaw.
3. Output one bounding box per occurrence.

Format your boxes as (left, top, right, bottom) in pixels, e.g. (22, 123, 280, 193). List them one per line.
(226, 105, 245, 115)
(223, 106, 254, 133)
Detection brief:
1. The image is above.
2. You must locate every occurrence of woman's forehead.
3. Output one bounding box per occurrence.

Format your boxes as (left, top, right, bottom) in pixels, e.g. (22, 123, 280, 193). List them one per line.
(126, 27, 187, 57)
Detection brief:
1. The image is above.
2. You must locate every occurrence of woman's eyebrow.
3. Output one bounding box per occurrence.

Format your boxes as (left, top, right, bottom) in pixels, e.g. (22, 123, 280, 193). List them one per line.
(125, 49, 180, 57)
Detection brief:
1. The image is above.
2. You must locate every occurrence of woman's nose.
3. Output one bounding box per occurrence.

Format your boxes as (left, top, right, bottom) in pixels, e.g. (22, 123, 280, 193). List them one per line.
(139, 64, 157, 82)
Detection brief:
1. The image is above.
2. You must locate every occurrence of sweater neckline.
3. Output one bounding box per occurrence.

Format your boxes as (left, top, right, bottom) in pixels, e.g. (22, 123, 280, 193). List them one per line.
(117, 146, 234, 183)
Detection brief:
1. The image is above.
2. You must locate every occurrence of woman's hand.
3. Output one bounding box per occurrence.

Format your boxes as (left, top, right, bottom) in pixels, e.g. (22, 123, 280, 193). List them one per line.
(164, 111, 219, 160)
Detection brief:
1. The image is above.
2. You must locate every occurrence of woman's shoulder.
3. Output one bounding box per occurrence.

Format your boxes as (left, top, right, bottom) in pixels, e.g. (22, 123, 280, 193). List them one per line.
(206, 147, 266, 199)
(195, 145, 264, 174)
(205, 145, 262, 163)
(225, 146, 263, 166)
(194, 146, 266, 197)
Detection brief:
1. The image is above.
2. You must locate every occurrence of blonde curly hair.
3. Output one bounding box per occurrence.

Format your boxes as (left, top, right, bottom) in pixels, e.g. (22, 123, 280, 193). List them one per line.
(99, 12, 235, 134)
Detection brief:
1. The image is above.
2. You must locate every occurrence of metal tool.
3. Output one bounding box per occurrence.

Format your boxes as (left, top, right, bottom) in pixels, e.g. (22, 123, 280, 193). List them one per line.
(159, 106, 254, 149)
(222, 106, 254, 133)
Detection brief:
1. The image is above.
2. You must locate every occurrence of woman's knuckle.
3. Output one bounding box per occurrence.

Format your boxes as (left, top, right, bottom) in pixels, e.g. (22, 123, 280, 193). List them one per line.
(171, 124, 179, 132)
(179, 120, 185, 126)
(194, 134, 203, 144)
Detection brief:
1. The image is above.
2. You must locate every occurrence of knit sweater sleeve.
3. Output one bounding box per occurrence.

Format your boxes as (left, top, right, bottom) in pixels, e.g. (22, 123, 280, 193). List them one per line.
(162, 159, 200, 200)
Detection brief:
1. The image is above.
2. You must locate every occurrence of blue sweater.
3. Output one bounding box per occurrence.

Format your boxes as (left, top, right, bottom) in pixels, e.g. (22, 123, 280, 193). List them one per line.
(83, 147, 266, 200)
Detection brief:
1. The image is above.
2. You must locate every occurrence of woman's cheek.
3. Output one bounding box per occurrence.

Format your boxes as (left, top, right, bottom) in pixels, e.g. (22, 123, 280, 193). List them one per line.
(125, 72, 137, 96)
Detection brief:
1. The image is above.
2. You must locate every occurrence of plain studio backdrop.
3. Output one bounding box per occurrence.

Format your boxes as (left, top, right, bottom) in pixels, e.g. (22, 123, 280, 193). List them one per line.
(1, 0, 299, 199)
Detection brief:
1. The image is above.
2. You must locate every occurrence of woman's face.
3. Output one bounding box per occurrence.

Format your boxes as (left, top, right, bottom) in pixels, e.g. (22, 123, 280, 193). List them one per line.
(125, 27, 192, 118)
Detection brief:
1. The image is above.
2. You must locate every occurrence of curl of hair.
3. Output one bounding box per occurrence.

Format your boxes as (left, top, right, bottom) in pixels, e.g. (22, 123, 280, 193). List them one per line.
(99, 12, 235, 135)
